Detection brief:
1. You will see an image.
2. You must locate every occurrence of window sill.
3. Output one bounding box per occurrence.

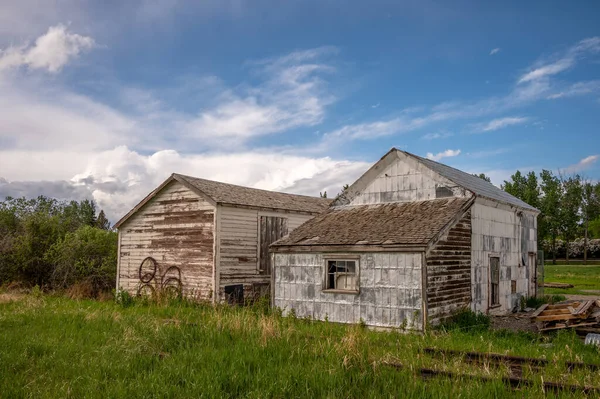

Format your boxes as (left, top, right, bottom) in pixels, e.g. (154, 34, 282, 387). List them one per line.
(322, 289, 360, 295)
(489, 304, 502, 309)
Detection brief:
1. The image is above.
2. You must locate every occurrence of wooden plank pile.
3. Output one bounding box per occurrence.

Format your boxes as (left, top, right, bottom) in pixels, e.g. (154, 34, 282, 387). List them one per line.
(532, 300, 600, 333)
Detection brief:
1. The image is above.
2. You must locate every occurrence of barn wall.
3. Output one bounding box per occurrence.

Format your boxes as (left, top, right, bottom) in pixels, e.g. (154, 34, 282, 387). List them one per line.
(273, 252, 424, 330)
(426, 210, 472, 324)
(117, 181, 215, 299)
(348, 153, 469, 206)
(217, 205, 316, 300)
(471, 198, 537, 314)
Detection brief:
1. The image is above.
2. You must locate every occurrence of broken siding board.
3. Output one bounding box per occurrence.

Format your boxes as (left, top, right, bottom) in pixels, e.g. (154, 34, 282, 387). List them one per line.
(426, 211, 472, 325)
(117, 180, 215, 299)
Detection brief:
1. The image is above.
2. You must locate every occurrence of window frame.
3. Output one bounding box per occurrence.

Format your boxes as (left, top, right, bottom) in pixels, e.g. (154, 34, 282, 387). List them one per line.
(322, 255, 360, 294)
(489, 256, 500, 308)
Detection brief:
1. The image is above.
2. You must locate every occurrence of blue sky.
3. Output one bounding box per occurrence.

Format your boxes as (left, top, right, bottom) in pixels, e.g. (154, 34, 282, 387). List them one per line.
(0, 1, 599, 220)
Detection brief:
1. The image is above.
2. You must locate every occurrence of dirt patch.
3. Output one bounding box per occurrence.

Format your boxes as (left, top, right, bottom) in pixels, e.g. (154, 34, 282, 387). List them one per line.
(491, 314, 539, 334)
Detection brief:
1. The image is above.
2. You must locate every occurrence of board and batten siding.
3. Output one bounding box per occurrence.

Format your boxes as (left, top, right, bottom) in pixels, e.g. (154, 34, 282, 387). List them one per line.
(471, 198, 537, 314)
(349, 153, 469, 206)
(217, 205, 315, 299)
(426, 210, 472, 325)
(117, 181, 215, 299)
(273, 253, 424, 330)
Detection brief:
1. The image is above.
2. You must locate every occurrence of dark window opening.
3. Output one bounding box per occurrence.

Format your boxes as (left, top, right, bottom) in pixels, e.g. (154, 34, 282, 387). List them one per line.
(326, 260, 358, 291)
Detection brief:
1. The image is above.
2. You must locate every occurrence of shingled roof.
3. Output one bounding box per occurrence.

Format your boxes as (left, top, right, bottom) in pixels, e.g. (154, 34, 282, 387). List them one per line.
(174, 174, 331, 213)
(114, 174, 331, 228)
(272, 197, 472, 248)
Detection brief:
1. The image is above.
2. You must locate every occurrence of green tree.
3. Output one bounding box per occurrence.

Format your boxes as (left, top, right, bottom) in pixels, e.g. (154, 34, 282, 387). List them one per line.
(96, 210, 111, 230)
(539, 170, 562, 264)
(319, 191, 327, 198)
(559, 175, 582, 263)
(580, 180, 600, 262)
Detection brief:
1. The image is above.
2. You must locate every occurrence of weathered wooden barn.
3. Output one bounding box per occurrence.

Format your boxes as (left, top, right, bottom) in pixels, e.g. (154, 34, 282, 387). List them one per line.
(271, 149, 539, 330)
(114, 173, 330, 302)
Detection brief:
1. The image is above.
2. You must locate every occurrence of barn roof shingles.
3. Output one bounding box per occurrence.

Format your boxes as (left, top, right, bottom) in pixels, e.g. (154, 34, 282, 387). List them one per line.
(272, 197, 472, 247)
(174, 174, 331, 213)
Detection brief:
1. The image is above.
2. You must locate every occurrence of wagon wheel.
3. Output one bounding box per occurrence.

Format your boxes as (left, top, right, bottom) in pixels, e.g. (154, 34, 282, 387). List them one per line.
(139, 257, 157, 283)
(137, 283, 156, 298)
(162, 277, 183, 298)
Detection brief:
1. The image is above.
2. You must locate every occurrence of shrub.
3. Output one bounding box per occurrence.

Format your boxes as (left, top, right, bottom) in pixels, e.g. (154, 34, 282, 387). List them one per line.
(437, 309, 491, 333)
(525, 294, 566, 309)
(45, 225, 118, 296)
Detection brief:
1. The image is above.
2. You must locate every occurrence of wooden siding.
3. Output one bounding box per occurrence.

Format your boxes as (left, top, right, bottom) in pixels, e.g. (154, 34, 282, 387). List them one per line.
(426, 210, 472, 325)
(117, 181, 215, 299)
(217, 205, 314, 299)
(346, 152, 469, 206)
(259, 216, 288, 275)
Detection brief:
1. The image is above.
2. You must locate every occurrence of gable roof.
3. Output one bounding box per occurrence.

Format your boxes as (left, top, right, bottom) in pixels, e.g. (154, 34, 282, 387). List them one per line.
(272, 197, 472, 249)
(405, 152, 539, 212)
(333, 148, 538, 212)
(114, 173, 331, 228)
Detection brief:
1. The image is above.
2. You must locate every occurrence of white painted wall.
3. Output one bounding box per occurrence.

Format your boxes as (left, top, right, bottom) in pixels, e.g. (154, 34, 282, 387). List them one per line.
(348, 152, 468, 206)
(273, 252, 424, 329)
(471, 198, 537, 313)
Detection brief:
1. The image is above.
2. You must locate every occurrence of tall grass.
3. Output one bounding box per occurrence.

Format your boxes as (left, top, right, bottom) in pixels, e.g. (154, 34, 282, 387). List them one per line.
(1, 293, 599, 398)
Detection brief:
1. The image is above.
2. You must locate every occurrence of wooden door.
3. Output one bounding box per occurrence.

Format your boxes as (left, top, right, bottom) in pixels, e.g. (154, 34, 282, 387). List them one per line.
(259, 216, 288, 275)
(528, 253, 537, 298)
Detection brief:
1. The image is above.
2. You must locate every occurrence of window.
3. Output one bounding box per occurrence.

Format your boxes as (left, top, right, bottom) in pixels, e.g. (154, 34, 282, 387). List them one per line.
(490, 257, 500, 306)
(325, 259, 358, 292)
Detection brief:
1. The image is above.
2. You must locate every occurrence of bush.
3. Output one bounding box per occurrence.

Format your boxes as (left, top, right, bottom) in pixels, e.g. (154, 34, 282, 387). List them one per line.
(525, 294, 566, 309)
(437, 309, 491, 333)
(45, 225, 118, 296)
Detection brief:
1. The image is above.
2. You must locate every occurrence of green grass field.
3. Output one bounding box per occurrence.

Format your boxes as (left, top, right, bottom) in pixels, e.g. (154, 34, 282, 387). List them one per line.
(1, 293, 600, 398)
(543, 264, 600, 296)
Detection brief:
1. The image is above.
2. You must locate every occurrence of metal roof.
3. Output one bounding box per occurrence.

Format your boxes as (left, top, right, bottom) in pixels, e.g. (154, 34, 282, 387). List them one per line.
(405, 151, 539, 212)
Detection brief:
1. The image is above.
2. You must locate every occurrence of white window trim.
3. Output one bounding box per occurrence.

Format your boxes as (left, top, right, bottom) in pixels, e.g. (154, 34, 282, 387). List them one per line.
(322, 255, 360, 294)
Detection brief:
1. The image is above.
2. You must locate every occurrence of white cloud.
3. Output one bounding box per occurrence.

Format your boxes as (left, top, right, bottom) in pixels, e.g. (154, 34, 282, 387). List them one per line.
(490, 48, 500, 55)
(565, 155, 599, 173)
(477, 116, 529, 132)
(426, 149, 461, 162)
(0, 146, 369, 222)
(518, 37, 600, 84)
(547, 80, 600, 99)
(184, 47, 337, 143)
(422, 132, 453, 140)
(0, 24, 94, 73)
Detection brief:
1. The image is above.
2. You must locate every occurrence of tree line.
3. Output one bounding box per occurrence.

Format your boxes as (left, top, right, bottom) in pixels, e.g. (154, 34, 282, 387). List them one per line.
(494, 170, 600, 263)
(0, 196, 117, 295)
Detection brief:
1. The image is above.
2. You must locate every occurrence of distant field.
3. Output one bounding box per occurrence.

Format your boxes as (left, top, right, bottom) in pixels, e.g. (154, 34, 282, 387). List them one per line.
(543, 264, 600, 296)
(1, 294, 600, 398)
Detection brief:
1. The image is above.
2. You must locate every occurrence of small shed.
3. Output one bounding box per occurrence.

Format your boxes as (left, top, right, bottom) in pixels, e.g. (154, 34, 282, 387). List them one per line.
(114, 173, 330, 302)
(271, 149, 540, 330)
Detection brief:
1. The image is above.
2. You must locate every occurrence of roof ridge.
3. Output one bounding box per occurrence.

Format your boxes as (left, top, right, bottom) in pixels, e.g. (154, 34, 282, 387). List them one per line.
(174, 173, 332, 201)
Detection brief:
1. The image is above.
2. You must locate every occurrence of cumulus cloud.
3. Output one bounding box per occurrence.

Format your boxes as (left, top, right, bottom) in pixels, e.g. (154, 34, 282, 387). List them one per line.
(490, 48, 500, 55)
(475, 116, 529, 132)
(518, 37, 600, 84)
(0, 146, 369, 222)
(426, 149, 461, 162)
(0, 24, 94, 73)
(565, 155, 599, 173)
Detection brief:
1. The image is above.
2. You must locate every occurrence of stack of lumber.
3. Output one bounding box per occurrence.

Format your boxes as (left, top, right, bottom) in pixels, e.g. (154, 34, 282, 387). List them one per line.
(532, 300, 600, 333)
